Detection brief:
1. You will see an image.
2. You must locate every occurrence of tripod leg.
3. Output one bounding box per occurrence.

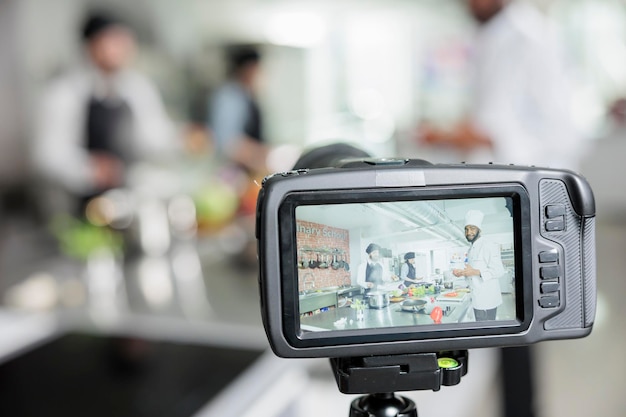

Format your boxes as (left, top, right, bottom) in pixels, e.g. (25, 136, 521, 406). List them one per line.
(501, 346, 536, 417)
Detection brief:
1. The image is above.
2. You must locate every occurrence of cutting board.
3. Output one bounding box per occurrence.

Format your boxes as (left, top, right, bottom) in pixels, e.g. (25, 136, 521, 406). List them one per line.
(436, 290, 469, 302)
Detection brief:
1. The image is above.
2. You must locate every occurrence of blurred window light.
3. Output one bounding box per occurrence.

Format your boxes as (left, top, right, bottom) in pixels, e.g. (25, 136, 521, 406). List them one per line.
(138, 200, 171, 256)
(581, 3, 626, 88)
(550, 0, 626, 135)
(217, 223, 249, 255)
(85, 197, 116, 227)
(265, 12, 327, 48)
(171, 245, 212, 318)
(4, 273, 59, 311)
(571, 87, 606, 136)
(172, 246, 202, 282)
(85, 248, 126, 320)
(349, 89, 386, 120)
(345, 13, 392, 47)
(363, 115, 396, 144)
(137, 257, 174, 308)
(266, 144, 302, 173)
(597, 44, 626, 89)
(168, 194, 197, 237)
(85, 190, 134, 229)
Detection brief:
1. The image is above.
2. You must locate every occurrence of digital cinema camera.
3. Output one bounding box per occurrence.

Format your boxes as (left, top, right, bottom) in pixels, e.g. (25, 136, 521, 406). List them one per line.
(255, 150, 596, 414)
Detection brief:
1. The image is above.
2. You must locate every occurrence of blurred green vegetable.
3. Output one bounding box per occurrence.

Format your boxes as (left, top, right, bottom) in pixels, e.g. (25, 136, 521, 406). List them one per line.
(193, 182, 239, 229)
(415, 286, 426, 297)
(391, 289, 403, 297)
(50, 215, 124, 260)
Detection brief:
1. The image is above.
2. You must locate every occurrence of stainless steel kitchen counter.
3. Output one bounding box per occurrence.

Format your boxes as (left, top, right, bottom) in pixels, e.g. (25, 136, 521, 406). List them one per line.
(301, 294, 471, 331)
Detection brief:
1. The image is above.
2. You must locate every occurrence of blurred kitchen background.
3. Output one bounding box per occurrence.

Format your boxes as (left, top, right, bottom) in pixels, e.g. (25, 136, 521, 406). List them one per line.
(0, 0, 625, 416)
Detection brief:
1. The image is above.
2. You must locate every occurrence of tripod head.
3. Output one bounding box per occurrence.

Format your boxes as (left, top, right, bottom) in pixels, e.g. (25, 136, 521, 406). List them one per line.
(331, 351, 468, 416)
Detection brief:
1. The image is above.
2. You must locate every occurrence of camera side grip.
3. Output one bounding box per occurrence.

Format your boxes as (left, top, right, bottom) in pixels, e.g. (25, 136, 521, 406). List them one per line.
(538, 179, 596, 331)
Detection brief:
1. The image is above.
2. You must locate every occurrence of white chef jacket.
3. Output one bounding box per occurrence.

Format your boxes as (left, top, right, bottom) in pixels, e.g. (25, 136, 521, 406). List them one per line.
(466, 237, 505, 310)
(467, 1, 585, 170)
(32, 65, 176, 195)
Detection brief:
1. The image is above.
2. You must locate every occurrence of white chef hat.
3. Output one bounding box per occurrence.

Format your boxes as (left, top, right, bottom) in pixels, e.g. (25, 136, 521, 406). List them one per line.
(464, 210, 484, 229)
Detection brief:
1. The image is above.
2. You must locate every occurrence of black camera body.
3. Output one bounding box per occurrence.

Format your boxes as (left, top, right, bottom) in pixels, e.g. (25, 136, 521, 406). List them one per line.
(256, 159, 596, 358)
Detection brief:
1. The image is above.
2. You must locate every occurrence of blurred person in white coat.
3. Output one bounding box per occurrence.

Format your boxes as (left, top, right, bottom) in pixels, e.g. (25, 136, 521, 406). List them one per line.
(32, 12, 176, 216)
(419, 3, 576, 416)
(420, 0, 585, 171)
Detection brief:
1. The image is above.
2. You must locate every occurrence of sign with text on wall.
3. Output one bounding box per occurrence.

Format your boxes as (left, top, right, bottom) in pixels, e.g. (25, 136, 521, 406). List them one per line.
(296, 220, 351, 289)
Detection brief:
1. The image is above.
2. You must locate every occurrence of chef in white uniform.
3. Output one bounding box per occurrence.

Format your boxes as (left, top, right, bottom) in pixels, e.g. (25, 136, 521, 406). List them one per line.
(453, 209, 505, 321)
(420, 0, 585, 171)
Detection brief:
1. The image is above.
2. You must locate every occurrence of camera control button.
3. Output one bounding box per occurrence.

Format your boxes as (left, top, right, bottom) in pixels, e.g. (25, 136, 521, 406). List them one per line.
(540, 281, 560, 293)
(540, 265, 560, 279)
(539, 295, 560, 308)
(539, 250, 559, 263)
(545, 218, 565, 232)
(545, 204, 566, 218)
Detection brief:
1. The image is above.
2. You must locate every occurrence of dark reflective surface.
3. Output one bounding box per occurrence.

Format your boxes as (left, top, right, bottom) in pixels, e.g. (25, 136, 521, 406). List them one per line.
(0, 333, 263, 417)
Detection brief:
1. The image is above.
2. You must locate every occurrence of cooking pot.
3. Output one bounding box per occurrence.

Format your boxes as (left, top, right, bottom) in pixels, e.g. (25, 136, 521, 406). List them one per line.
(298, 253, 307, 269)
(318, 253, 329, 269)
(341, 253, 350, 271)
(366, 291, 389, 309)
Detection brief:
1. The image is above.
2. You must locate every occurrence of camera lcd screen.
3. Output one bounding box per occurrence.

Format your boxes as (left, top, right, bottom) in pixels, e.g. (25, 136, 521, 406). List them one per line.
(292, 194, 520, 336)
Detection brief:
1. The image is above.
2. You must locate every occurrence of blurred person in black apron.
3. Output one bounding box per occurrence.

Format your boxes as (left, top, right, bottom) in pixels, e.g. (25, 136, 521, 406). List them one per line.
(33, 12, 176, 217)
(208, 46, 268, 174)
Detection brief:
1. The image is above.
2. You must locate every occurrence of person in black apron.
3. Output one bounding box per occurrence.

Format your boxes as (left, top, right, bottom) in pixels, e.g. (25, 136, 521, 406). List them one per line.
(400, 252, 422, 287)
(80, 94, 134, 209)
(229, 47, 264, 145)
(365, 261, 383, 292)
(357, 243, 399, 294)
(209, 46, 268, 174)
(33, 11, 175, 223)
(78, 14, 137, 214)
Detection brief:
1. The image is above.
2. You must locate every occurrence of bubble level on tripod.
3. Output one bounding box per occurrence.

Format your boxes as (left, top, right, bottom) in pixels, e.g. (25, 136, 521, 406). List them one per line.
(438, 357, 459, 369)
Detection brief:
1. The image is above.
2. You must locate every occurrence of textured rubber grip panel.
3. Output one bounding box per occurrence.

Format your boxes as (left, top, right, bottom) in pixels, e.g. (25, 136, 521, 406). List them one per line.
(582, 217, 596, 327)
(540, 180, 583, 330)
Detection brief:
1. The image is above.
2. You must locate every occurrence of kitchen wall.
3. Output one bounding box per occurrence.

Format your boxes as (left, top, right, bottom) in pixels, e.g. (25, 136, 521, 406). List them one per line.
(296, 220, 351, 290)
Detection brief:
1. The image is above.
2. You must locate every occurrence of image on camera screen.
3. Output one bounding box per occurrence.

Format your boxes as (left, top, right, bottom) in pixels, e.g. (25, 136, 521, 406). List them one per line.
(295, 196, 517, 333)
